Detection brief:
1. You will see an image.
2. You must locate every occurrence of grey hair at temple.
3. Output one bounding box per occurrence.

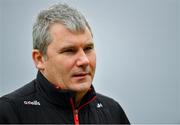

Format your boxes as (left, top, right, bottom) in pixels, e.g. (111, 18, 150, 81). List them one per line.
(32, 3, 93, 56)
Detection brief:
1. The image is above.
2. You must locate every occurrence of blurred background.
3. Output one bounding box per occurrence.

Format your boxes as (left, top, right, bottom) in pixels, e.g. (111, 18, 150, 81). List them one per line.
(0, 0, 179, 124)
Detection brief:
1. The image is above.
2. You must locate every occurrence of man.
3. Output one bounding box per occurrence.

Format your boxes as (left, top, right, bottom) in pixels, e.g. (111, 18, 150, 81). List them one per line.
(0, 3, 130, 124)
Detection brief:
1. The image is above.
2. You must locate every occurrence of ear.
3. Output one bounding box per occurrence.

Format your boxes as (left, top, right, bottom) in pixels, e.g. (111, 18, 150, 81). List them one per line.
(32, 49, 46, 70)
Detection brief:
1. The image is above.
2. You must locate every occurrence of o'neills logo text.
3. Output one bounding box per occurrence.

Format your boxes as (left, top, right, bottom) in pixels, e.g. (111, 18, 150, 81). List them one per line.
(24, 100, 40, 106)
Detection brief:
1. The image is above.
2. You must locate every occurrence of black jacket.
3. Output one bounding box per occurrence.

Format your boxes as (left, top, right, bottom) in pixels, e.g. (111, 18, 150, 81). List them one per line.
(0, 72, 130, 124)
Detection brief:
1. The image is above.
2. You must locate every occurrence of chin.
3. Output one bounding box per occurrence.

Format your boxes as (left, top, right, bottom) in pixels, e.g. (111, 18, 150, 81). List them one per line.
(70, 82, 91, 92)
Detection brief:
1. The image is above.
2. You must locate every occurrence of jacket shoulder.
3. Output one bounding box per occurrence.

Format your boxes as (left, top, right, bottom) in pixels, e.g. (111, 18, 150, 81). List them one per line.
(2, 80, 36, 100)
(0, 80, 37, 107)
(96, 93, 119, 106)
(0, 80, 36, 123)
(95, 93, 130, 124)
(96, 93, 125, 113)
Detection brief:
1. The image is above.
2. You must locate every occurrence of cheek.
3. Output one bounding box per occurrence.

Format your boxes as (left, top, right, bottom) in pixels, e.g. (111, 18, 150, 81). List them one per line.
(45, 58, 64, 74)
(91, 52, 96, 64)
(89, 54, 96, 69)
(58, 59, 75, 76)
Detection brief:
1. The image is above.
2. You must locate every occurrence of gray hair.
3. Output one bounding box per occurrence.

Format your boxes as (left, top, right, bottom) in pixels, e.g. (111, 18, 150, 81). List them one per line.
(33, 3, 92, 56)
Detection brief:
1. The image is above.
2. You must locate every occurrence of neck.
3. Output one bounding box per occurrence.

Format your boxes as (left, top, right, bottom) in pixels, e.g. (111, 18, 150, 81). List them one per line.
(74, 90, 88, 108)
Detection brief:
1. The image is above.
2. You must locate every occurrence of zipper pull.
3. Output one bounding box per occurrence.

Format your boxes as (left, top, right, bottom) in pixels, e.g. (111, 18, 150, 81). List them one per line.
(74, 109, 79, 125)
(70, 98, 80, 125)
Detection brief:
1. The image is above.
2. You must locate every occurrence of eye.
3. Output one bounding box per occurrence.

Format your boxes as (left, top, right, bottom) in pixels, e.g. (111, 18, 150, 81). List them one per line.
(84, 45, 94, 52)
(59, 48, 76, 54)
(63, 48, 75, 53)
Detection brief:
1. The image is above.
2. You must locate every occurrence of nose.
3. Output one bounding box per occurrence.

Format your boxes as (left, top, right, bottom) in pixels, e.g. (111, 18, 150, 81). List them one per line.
(76, 50, 89, 67)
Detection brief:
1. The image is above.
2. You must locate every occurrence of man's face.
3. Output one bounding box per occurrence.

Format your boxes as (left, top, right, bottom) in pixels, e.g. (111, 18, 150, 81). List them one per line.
(40, 24, 96, 93)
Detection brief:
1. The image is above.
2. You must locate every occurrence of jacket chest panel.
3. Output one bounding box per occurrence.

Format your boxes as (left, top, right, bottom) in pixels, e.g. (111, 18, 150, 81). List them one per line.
(18, 106, 73, 124)
(78, 106, 110, 124)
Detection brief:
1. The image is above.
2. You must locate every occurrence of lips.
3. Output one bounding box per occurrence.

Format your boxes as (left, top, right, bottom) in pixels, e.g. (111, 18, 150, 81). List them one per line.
(72, 72, 91, 79)
(73, 72, 90, 77)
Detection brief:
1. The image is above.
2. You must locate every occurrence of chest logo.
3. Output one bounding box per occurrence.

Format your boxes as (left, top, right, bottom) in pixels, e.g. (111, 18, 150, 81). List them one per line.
(24, 100, 41, 106)
(97, 103, 103, 108)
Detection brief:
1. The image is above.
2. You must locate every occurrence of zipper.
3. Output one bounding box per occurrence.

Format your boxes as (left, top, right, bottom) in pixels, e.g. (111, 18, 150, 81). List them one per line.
(73, 109, 79, 125)
(70, 96, 96, 125)
(70, 98, 79, 125)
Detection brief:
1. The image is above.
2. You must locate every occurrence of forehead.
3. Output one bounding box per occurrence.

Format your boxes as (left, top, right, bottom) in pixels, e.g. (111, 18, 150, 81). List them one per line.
(49, 23, 93, 45)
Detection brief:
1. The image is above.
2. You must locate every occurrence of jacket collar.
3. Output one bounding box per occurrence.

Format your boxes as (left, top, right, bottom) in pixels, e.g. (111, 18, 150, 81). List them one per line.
(35, 71, 96, 108)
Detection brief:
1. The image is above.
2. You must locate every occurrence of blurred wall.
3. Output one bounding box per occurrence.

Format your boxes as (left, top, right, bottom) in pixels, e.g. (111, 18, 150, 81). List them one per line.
(0, 0, 179, 124)
(178, 0, 180, 123)
(0, 0, 2, 96)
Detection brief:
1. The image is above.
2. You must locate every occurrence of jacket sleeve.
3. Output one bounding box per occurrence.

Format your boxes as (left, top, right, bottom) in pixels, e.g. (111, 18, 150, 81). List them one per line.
(0, 97, 19, 123)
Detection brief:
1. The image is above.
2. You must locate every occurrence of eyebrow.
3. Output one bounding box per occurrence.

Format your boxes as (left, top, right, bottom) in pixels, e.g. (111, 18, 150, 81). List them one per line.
(85, 42, 94, 46)
(58, 41, 94, 52)
(59, 45, 76, 52)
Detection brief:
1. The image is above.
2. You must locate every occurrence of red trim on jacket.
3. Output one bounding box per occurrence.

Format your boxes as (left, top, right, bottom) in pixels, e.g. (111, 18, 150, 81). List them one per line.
(70, 96, 97, 125)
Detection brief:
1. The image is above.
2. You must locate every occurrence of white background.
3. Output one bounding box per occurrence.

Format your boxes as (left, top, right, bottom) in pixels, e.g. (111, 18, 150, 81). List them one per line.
(0, 0, 179, 124)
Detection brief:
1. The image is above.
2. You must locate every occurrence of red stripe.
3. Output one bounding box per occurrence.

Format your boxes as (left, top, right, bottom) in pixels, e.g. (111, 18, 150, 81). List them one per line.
(78, 96, 96, 111)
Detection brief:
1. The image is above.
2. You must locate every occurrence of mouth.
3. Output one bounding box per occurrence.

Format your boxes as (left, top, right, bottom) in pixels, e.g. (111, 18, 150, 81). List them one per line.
(72, 72, 90, 79)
